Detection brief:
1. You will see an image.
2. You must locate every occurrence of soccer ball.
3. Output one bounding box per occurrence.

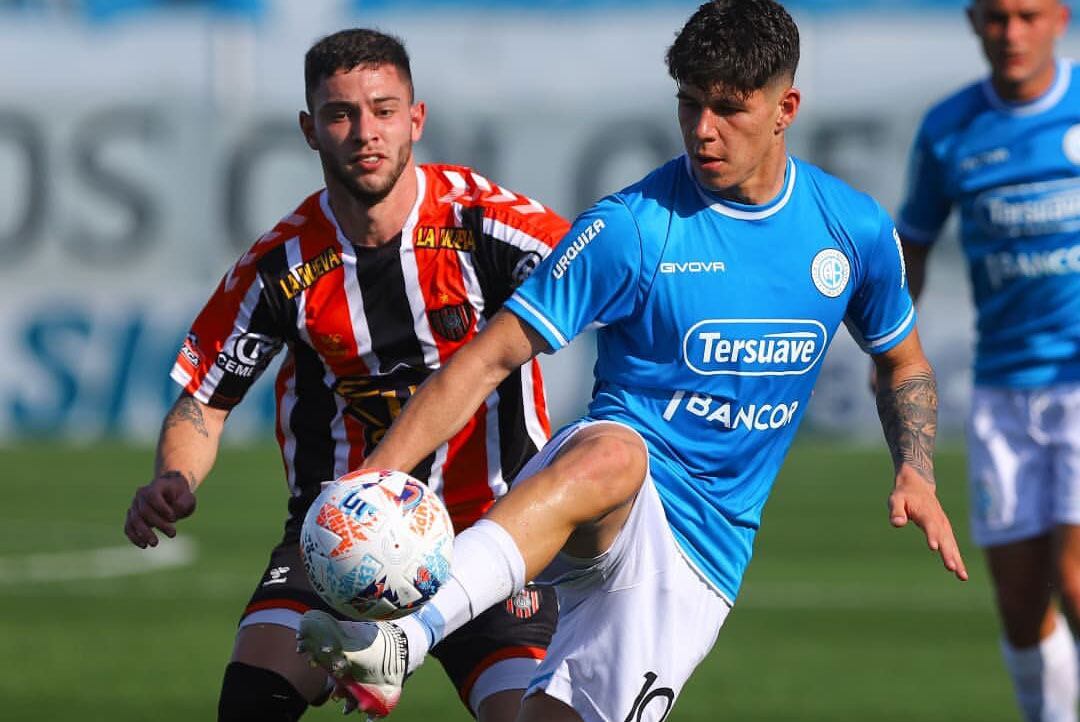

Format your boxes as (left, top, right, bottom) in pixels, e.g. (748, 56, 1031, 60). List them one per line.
(299, 468, 454, 620)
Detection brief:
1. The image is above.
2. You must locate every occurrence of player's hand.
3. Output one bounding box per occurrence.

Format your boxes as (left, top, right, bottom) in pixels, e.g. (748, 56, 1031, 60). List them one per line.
(124, 471, 197, 548)
(887, 469, 968, 582)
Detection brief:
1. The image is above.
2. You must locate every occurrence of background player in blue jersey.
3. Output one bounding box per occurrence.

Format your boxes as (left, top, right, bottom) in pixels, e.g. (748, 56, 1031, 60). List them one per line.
(897, 1, 1080, 720)
(299, 2, 968, 719)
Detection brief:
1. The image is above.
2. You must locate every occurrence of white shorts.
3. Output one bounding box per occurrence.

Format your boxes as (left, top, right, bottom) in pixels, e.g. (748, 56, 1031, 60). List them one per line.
(968, 383, 1080, 547)
(518, 420, 732, 722)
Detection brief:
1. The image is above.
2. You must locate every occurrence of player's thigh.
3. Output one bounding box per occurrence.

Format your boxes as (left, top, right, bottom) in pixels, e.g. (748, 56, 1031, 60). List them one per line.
(476, 689, 527, 722)
(432, 584, 558, 718)
(526, 479, 730, 722)
(517, 692, 582, 722)
(1049, 382, 1080, 528)
(967, 386, 1054, 547)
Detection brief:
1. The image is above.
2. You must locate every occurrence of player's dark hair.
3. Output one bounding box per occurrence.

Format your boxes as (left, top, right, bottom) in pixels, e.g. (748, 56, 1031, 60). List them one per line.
(304, 28, 413, 110)
(667, 0, 800, 96)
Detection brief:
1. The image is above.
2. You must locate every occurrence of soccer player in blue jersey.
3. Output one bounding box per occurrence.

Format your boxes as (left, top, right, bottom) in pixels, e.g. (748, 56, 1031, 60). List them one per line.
(897, 1, 1080, 720)
(298, 1, 968, 719)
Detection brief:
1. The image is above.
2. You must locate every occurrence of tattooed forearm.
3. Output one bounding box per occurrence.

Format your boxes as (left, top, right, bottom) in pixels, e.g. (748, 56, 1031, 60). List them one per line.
(162, 395, 209, 438)
(875, 371, 938, 484)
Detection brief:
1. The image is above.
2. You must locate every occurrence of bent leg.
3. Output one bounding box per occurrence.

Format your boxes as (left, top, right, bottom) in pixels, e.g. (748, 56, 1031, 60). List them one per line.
(487, 421, 649, 578)
(400, 420, 649, 664)
(521, 476, 729, 722)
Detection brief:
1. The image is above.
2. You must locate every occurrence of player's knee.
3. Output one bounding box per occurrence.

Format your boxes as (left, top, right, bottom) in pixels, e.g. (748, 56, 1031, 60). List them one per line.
(559, 430, 647, 512)
(218, 661, 308, 722)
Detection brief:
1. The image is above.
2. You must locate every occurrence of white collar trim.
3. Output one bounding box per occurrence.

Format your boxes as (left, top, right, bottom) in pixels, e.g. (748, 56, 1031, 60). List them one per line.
(688, 156, 797, 220)
(981, 58, 1072, 117)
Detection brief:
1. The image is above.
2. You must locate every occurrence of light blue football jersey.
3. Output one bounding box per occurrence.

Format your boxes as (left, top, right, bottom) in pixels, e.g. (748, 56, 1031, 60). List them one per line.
(505, 155, 914, 602)
(899, 59, 1080, 388)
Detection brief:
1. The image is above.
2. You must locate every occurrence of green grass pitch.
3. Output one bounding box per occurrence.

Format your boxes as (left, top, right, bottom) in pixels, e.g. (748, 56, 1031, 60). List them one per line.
(0, 440, 1013, 721)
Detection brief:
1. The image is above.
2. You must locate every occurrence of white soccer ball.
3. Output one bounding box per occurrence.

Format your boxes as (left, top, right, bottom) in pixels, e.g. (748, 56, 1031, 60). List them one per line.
(299, 468, 454, 620)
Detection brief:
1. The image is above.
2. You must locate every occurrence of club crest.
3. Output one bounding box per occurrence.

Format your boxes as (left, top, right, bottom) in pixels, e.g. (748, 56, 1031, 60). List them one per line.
(428, 303, 475, 342)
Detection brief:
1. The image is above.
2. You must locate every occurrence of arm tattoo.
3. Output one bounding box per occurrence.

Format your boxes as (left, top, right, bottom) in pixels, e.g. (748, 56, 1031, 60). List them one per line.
(875, 371, 938, 484)
(163, 395, 209, 438)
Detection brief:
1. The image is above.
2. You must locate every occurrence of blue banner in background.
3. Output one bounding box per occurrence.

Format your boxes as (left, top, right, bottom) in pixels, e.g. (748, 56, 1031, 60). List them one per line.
(88, 0, 264, 21)
(0, 0, 972, 20)
(350, 0, 965, 11)
(12, 0, 270, 22)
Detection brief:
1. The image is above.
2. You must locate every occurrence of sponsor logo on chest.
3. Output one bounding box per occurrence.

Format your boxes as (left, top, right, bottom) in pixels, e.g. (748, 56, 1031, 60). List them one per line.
(960, 147, 1010, 173)
(659, 260, 726, 274)
(278, 247, 343, 300)
(216, 332, 276, 378)
(683, 319, 828, 376)
(414, 226, 476, 251)
(975, 177, 1080, 239)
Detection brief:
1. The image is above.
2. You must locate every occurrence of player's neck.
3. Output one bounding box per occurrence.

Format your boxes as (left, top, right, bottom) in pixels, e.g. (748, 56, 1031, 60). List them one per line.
(327, 163, 419, 248)
(716, 143, 789, 206)
(991, 58, 1058, 104)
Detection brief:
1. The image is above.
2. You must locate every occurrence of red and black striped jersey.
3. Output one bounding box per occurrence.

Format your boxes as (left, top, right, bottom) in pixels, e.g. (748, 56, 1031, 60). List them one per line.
(171, 164, 570, 539)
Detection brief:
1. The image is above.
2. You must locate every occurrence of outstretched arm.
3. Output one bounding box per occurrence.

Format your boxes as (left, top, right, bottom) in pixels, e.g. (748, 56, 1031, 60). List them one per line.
(365, 309, 549, 474)
(872, 328, 968, 581)
(123, 392, 228, 548)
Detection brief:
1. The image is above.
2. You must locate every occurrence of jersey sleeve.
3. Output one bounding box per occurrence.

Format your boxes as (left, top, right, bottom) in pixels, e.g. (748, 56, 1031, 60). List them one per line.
(843, 205, 917, 356)
(170, 250, 285, 409)
(469, 202, 570, 307)
(896, 118, 952, 245)
(504, 196, 641, 351)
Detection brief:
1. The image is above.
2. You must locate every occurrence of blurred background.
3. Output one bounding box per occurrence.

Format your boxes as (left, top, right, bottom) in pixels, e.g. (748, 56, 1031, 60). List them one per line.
(2, 1, 1074, 720)
(5, 0, 1058, 443)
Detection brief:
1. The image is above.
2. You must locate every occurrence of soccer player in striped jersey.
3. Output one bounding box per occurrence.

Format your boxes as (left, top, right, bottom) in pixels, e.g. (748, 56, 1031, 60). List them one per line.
(898, 2, 1080, 720)
(122, 28, 567, 722)
(297, 2, 968, 721)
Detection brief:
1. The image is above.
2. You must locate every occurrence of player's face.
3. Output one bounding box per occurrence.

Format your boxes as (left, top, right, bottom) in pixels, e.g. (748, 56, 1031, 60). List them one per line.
(300, 64, 426, 205)
(677, 80, 800, 202)
(968, 0, 1069, 99)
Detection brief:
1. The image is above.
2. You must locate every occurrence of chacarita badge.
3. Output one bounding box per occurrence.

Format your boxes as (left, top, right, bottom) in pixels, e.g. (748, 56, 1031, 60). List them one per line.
(428, 303, 475, 342)
(504, 586, 541, 619)
(810, 249, 851, 298)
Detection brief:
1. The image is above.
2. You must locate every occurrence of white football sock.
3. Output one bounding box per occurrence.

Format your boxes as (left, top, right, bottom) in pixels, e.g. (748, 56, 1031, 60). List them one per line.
(1002, 613, 1078, 722)
(395, 518, 526, 673)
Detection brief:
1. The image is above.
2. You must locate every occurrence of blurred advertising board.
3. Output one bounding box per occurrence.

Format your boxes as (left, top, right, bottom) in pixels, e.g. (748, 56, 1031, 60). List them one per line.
(2, 1, 1065, 441)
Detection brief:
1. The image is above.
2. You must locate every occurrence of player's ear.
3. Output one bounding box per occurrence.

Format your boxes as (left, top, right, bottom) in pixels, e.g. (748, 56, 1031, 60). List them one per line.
(775, 85, 800, 134)
(1055, 1, 1070, 38)
(410, 100, 426, 143)
(299, 110, 319, 151)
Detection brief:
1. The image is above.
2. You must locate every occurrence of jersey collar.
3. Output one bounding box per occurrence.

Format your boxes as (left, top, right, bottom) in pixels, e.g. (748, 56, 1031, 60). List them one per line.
(317, 167, 427, 246)
(981, 58, 1072, 117)
(687, 155, 797, 221)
